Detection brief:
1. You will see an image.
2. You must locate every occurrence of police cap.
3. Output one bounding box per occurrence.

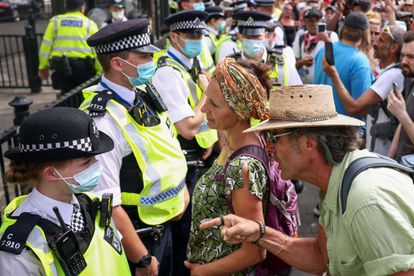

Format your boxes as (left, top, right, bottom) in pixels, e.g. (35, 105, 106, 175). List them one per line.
(87, 19, 160, 54)
(256, 0, 276, 7)
(107, 0, 125, 8)
(230, 1, 249, 13)
(206, 6, 225, 20)
(233, 11, 272, 35)
(164, 10, 208, 35)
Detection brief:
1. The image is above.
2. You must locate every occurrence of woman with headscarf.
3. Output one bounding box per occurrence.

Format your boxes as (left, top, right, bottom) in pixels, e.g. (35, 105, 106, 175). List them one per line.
(185, 58, 272, 275)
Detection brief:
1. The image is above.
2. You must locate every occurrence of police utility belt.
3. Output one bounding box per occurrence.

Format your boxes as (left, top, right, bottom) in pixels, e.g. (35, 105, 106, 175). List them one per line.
(50, 55, 94, 76)
(0, 193, 116, 276)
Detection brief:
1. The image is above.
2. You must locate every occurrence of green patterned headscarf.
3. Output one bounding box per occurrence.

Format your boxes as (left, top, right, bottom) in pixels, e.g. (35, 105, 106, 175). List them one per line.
(215, 58, 269, 121)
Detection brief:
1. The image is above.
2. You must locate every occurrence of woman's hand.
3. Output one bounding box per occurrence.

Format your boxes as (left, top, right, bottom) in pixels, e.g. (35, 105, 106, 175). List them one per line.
(184, 261, 203, 276)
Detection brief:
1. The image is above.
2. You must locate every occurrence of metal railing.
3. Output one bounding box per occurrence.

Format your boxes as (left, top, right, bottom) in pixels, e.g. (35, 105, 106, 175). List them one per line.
(0, 75, 100, 208)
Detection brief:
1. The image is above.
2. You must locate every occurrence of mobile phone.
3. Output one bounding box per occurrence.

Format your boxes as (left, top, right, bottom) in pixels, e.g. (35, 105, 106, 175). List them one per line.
(325, 42, 334, 65)
(318, 22, 326, 33)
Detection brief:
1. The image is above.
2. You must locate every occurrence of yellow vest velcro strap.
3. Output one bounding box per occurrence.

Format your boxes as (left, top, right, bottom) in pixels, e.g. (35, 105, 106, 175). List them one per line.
(140, 179, 185, 206)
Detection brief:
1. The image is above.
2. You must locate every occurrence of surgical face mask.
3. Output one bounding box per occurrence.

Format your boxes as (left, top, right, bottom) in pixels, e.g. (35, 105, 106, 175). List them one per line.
(119, 59, 156, 87)
(217, 21, 226, 32)
(192, 2, 205, 11)
(111, 11, 124, 21)
(242, 39, 264, 58)
(54, 160, 101, 193)
(177, 35, 203, 58)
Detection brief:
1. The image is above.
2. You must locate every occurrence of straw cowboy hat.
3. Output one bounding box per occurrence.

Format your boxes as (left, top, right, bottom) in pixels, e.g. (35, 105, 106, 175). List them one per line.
(245, 84, 365, 132)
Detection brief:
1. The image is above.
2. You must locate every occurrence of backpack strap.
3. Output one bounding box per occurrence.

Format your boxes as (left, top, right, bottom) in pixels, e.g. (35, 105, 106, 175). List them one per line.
(298, 33, 305, 59)
(341, 154, 414, 214)
(0, 213, 41, 254)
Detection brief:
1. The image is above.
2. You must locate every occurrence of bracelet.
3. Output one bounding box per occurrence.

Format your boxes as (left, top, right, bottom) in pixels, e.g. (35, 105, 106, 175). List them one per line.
(274, 233, 288, 256)
(253, 221, 265, 244)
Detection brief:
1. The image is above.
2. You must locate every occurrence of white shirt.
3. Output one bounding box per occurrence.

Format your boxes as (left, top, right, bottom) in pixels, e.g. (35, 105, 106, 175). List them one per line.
(217, 39, 240, 63)
(366, 64, 404, 155)
(292, 30, 339, 84)
(152, 46, 197, 124)
(89, 75, 135, 206)
(0, 188, 79, 276)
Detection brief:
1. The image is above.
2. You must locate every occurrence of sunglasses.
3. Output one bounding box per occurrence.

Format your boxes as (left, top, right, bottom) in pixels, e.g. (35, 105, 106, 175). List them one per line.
(370, 31, 380, 36)
(264, 131, 293, 143)
(383, 25, 396, 43)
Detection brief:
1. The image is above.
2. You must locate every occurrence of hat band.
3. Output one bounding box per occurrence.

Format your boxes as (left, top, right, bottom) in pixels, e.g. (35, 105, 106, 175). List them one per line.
(170, 20, 207, 32)
(95, 32, 151, 54)
(270, 110, 338, 122)
(238, 19, 267, 28)
(20, 137, 93, 152)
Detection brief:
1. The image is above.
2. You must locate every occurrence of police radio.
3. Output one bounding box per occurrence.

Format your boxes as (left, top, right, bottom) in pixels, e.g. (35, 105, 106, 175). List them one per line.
(52, 206, 87, 276)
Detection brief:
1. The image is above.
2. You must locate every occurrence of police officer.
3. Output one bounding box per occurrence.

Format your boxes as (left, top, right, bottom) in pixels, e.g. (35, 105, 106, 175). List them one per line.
(0, 107, 130, 275)
(152, 10, 218, 276)
(101, 0, 128, 29)
(205, 6, 226, 60)
(231, 11, 302, 86)
(38, 0, 101, 95)
(79, 19, 189, 276)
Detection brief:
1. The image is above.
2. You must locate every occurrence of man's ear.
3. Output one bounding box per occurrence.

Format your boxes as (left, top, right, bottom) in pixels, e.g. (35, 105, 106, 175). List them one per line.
(42, 166, 59, 182)
(110, 56, 123, 72)
(298, 134, 318, 154)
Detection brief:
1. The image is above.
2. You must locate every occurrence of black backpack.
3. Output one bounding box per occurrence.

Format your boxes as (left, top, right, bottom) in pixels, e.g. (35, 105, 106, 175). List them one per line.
(341, 154, 414, 214)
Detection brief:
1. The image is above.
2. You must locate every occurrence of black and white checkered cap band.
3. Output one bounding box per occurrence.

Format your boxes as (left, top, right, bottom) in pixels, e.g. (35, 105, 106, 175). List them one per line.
(170, 19, 207, 32)
(94, 33, 151, 54)
(238, 18, 267, 28)
(20, 137, 93, 152)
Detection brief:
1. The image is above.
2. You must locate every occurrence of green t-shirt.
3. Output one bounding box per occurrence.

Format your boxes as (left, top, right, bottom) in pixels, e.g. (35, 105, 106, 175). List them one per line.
(320, 149, 414, 275)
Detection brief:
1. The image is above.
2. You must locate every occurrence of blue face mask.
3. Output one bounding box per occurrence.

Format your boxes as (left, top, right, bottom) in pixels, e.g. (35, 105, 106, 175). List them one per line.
(177, 36, 203, 58)
(120, 59, 156, 87)
(217, 21, 226, 32)
(54, 160, 101, 193)
(242, 39, 264, 58)
(193, 2, 205, 11)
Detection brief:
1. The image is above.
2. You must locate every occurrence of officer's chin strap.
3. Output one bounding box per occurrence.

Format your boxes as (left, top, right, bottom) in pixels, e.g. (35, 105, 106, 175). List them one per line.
(319, 139, 339, 166)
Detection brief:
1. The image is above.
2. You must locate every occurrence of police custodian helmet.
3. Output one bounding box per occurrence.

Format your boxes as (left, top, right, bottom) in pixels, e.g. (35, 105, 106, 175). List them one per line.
(4, 107, 114, 163)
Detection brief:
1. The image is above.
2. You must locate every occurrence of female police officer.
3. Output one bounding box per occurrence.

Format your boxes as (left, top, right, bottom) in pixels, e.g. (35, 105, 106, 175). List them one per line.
(0, 107, 131, 275)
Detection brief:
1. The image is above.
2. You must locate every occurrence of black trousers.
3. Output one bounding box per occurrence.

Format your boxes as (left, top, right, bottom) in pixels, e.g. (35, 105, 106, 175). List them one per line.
(51, 57, 96, 94)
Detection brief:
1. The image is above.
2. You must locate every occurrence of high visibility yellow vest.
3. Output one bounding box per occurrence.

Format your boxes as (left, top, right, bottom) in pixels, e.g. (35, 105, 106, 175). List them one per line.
(0, 194, 131, 276)
(214, 34, 242, 63)
(157, 56, 218, 149)
(38, 11, 101, 73)
(80, 86, 188, 225)
(267, 50, 289, 86)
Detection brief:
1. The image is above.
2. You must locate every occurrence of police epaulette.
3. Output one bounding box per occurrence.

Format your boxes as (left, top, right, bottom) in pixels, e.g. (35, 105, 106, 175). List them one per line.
(89, 90, 113, 117)
(0, 213, 41, 255)
(157, 56, 167, 68)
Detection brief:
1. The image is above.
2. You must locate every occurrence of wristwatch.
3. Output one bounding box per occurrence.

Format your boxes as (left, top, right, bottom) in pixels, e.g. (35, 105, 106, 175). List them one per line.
(136, 254, 152, 268)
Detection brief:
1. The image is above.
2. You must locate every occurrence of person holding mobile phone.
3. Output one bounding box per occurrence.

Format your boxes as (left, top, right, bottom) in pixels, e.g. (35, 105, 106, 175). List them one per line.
(321, 24, 405, 156)
(293, 8, 338, 83)
(0, 107, 131, 275)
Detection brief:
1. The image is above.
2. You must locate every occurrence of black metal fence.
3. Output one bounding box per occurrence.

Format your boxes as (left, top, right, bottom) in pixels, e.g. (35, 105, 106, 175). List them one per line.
(0, 75, 100, 208)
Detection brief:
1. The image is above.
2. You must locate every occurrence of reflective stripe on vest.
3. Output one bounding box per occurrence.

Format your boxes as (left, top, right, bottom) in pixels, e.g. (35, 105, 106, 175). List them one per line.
(0, 195, 131, 276)
(80, 87, 188, 225)
(268, 51, 289, 86)
(160, 57, 218, 148)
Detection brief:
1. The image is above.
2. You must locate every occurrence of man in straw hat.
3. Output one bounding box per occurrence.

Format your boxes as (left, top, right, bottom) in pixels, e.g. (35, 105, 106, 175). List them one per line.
(199, 84, 414, 275)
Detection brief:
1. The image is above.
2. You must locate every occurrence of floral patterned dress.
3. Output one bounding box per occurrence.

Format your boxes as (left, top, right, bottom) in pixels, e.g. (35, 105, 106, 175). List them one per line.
(187, 155, 268, 275)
